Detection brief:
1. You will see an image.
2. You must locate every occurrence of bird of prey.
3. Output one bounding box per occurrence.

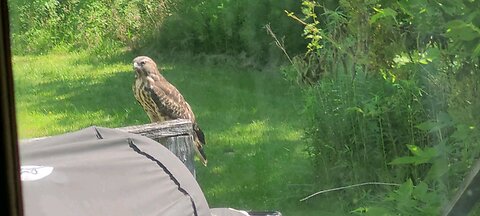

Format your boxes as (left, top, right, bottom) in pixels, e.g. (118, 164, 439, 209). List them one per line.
(132, 56, 207, 166)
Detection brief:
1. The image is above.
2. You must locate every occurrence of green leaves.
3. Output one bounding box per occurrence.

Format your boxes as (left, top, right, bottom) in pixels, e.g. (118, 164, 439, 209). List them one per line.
(370, 7, 397, 24)
(393, 179, 415, 211)
(390, 145, 439, 165)
(446, 20, 480, 42)
(355, 180, 443, 215)
(290, 0, 324, 54)
(445, 20, 480, 56)
(351, 206, 391, 216)
(392, 180, 442, 215)
(390, 112, 451, 166)
(393, 47, 441, 68)
(292, 0, 480, 214)
(416, 112, 453, 133)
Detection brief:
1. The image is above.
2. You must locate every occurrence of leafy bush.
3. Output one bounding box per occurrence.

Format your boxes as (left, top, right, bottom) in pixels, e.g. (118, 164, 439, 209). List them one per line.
(9, 0, 306, 66)
(286, 0, 480, 214)
(9, 0, 172, 55)
(303, 73, 429, 184)
(145, 0, 305, 65)
(352, 180, 444, 215)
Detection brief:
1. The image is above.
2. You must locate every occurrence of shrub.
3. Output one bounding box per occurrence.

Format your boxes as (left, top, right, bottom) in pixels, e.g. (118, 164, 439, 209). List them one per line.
(286, 0, 480, 213)
(9, 0, 307, 66)
(303, 73, 429, 184)
(142, 0, 306, 65)
(9, 0, 172, 55)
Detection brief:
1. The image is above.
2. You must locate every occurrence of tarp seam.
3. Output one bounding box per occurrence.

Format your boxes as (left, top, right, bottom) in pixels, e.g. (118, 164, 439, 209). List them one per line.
(93, 126, 104, 139)
(127, 138, 199, 216)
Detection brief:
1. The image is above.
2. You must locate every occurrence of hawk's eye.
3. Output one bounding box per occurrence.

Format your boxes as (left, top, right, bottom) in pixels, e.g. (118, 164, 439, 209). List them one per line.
(140, 61, 146, 66)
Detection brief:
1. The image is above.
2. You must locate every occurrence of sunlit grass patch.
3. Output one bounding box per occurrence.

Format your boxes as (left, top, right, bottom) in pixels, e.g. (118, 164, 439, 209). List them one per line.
(13, 52, 140, 138)
(12, 51, 332, 215)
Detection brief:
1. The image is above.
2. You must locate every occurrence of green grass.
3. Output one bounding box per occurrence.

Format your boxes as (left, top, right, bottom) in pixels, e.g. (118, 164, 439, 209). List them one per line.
(13, 51, 350, 215)
(13, 51, 143, 137)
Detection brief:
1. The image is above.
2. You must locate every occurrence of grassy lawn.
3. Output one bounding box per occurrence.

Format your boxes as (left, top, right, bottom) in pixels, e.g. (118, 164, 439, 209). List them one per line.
(13, 51, 348, 215)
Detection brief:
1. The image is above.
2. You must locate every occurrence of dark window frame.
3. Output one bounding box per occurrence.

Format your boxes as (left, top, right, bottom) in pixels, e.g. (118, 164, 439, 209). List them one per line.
(0, 1, 23, 215)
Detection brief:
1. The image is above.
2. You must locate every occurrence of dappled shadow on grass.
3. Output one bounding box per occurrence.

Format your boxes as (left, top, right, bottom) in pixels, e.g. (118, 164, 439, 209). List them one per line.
(70, 72, 140, 120)
(15, 52, 336, 214)
(195, 120, 349, 215)
(161, 61, 338, 214)
(70, 49, 138, 69)
(20, 69, 149, 136)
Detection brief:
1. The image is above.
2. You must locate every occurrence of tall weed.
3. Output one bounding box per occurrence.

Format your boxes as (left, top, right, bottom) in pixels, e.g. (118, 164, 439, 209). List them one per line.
(286, 0, 480, 213)
(303, 74, 428, 185)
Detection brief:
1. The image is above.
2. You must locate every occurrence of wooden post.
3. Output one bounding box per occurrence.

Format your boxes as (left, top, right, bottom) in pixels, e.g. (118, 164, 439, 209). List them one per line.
(118, 119, 197, 177)
(160, 135, 196, 177)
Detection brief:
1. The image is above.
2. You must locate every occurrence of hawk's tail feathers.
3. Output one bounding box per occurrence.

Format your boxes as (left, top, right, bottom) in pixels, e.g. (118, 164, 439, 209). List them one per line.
(193, 123, 206, 145)
(193, 123, 207, 166)
(194, 141, 208, 166)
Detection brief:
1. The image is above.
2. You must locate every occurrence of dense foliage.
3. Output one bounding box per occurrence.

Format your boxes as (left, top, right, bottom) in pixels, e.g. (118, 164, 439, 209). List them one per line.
(150, 0, 304, 65)
(9, 0, 305, 64)
(9, 0, 171, 55)
(285, 0, 480, 214)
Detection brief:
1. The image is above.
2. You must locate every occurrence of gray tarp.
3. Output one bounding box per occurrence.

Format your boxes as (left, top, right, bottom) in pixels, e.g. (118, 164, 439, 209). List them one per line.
(20, 126, 211, 216)
(19, 126, 281, 216)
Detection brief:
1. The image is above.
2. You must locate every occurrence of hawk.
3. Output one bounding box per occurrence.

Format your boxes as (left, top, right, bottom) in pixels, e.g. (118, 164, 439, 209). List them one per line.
(132, 56, 207, 166)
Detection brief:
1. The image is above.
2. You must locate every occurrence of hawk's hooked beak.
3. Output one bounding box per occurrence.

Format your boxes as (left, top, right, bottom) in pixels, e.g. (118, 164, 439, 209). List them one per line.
(133, 62, 141, 70)
(133, 62, 143, 78)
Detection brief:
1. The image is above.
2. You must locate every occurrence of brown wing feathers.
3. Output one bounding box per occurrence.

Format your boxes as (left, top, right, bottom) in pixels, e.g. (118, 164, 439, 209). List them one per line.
(133, 56, 207, 165)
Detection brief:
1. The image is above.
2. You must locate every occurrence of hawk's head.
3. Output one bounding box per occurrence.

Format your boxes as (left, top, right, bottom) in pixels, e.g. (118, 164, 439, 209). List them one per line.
(133, 56, 159, 78)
